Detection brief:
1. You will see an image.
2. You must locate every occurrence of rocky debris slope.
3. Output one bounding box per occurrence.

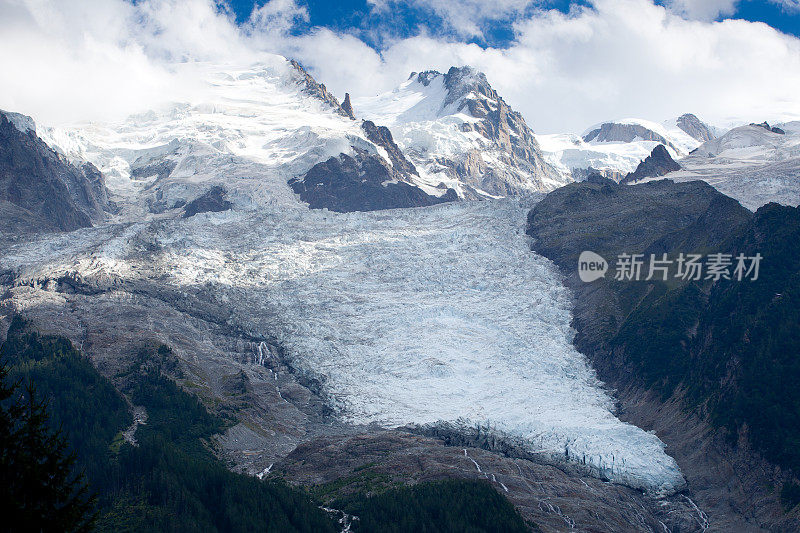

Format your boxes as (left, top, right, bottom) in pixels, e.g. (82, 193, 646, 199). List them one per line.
(354, 66, 567, 197)
(526, 179, 800, 531)
(620, 144, 681, 183)
(0, 111, 111, 235)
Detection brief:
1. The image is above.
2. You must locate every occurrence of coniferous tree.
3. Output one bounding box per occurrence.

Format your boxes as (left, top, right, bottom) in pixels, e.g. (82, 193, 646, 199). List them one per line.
(0, 365, 97, 532)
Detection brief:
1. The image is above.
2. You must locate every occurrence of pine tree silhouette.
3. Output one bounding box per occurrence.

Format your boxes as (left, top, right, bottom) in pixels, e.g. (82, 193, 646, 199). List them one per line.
(0, 365, 97, 532)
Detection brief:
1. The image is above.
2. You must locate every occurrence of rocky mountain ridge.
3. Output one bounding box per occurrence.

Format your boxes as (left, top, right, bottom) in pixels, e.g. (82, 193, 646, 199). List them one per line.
(354, 66, 568, 198)
(527, 179, 800, 531)
(0, 111, 111, 236)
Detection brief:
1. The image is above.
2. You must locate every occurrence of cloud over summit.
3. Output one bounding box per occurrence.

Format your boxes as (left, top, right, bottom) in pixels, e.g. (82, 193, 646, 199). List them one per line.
(1, 0, 798, 133)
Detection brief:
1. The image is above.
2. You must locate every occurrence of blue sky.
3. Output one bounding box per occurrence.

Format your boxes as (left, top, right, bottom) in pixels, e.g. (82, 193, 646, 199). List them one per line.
(227, 0, 800, 47)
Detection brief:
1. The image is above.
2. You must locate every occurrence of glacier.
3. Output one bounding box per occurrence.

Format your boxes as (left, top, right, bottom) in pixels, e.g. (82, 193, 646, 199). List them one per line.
(2, 58, 686, 495)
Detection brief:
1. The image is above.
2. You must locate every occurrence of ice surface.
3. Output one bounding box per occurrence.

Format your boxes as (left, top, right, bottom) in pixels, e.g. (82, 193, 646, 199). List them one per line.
(3, 198, 686, 495)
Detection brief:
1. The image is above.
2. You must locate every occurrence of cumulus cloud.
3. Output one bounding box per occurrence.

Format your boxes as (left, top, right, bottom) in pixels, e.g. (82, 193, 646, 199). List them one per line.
(1, 0, 799, 134)
(664, 0, 739, 21)
(368, 0, 537, 38)
(769, 0, 800, 11)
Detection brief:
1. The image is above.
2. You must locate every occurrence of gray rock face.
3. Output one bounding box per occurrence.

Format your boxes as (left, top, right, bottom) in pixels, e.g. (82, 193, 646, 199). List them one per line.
(288, 149, 456, 212)
(409, 66, 563, 197)
(0, 111, 110, 235)
(526, 180, 796, 531)
(677, 113, 715, 142)
(360, 120, 418, 177)
(289, 59, 353, 119)
(584, 121, 679, 152)
(182, 186, 233, 218)
(340, 92, 355, 120)
(750, 121, 786, 135)
(288, 118, 457, 212)
(621, 144, 681, 183)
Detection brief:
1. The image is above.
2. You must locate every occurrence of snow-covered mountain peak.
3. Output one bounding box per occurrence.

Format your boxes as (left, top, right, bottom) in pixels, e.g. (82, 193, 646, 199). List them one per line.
(34, 58, 454, 217)
(354, 66, 568, 198)
(638, 122, 800, 209)
(582, 117, 700, 155)
(538, 115, 714, 181)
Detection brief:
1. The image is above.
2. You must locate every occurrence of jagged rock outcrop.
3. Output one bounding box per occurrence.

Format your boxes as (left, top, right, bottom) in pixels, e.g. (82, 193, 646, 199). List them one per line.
(750, 121, 785, 135)
(288, 59, 353, 119)
(620, 144, 681, 183)
(182, 186, 233, 218)
(360, 120, 418, 176)
(288, 149, 456, 212)
(341, 93, 355, 120)
(583, 121, 679, 152)
(437, 67, 562, 196)
(677, 113, 715, 142)
(357, 66, 566, 197)
(0, 111, 110, 234)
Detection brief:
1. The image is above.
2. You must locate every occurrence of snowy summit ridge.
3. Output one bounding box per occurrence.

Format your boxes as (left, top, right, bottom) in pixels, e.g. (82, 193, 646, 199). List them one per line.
(354, 66, 569, 198)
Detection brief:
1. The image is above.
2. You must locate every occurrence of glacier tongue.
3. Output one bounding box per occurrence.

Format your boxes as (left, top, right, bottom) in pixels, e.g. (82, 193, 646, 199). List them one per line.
(140, 199, 683, 495)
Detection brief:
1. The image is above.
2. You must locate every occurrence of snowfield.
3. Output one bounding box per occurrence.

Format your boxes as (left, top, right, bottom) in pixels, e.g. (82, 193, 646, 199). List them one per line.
(642, 123, 800, 210)
(3, 58, 686, 495)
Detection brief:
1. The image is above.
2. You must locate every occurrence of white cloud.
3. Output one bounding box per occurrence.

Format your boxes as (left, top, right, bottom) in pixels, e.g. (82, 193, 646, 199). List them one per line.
(769, 0, 800, 11)
(664, 0, 739, 21)
(282, 0, 800, 132)
(1, 0, 799, 134)
(368, 0, 537, 38)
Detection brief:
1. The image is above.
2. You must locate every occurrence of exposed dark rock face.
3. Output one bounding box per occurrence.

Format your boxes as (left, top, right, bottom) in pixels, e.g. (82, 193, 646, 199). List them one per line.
(408, 66, 562, 197)
(361, 120, 418, 177)
(290, 119, 458, 212)
(526, 180, 800, 531)
(341, 92, 355, 120)
(621, 144, 681, 183)
(750, 121, 786, 135)
(182, 186, 233, 218)
(289, 150, 456, 212)
(0, 111, 110, 234)
(583, 121, 679, 152)
(288, 59, 353, 119)
(130, 159, 177, 182)
(677, 113, 715, 142)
